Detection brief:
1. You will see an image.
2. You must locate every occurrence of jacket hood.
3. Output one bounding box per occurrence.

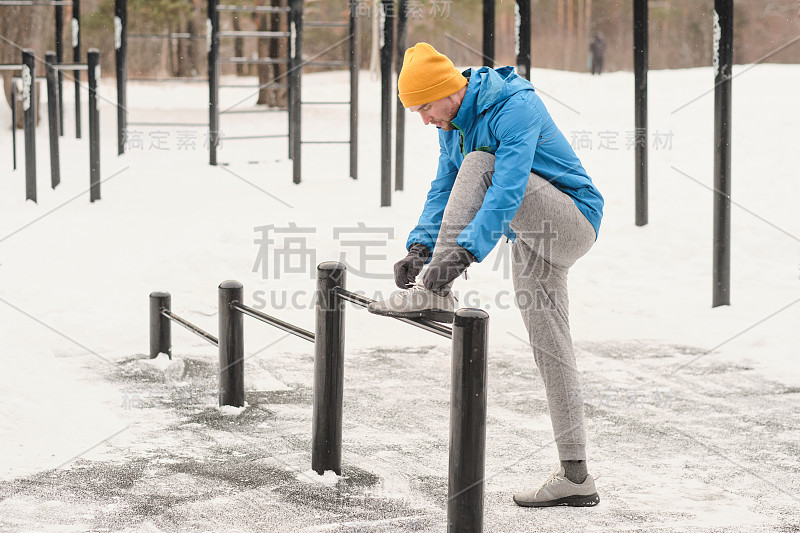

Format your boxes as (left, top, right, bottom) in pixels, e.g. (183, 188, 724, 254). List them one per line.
(453, 66, 535, 129)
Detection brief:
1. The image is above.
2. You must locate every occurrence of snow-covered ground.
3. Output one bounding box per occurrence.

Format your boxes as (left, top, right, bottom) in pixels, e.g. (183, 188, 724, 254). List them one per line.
(0, 63, 798, 532)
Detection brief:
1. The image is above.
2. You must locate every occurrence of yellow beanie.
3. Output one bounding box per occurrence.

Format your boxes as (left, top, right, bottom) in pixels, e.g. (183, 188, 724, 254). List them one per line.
(397, 43, 467, 108)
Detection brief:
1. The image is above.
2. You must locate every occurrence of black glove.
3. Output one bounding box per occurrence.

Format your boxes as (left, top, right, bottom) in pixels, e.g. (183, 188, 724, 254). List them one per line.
(422, 246, 476, 294)
(393, 243, 431, 289)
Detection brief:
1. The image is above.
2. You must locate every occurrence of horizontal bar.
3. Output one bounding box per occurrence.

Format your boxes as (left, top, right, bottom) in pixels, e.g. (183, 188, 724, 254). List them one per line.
(333, 287, 452, 339)
(220, 109, 285, 114)
(231, 302, 314, 343)
(127, 77, 207, 83)
(224, 134, 288, 140)
(0, 0, 72, 5)
(216, 4, 290, 13)
(52, 64, 87, 71)
(304, 21, 349, 28)
(127, 122, 207, 127)
(301, 141, 350, 144)
(161, 308, 219, 346)
(220, 83, 288, 89)
(301, 101, 349, 105)
(218, 57, 290, 65)
(305, 60, 349, 67)
(219, 31, 290, 38)
(127, 33, 206, 40)
(0, 65, 22, 71)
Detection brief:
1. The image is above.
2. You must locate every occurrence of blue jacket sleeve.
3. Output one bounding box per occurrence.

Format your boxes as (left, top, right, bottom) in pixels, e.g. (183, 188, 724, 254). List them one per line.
(456, 94, 542, 261)
(405, 135, 459, 258)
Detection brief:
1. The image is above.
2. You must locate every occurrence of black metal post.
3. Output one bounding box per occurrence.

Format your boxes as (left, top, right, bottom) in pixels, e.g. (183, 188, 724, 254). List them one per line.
(713, 0, 733, 308)
(55, 2, 64, 136)
(312, 261, 346, 475)
(515, 0, 531, 80)
(149, 292, 172, 359)
(11, 77, 17, 170)
(22, 49, 36, 203)
(447, 308, 489, 533)
(380, 0, 393, 207)
(115, 0, 127, 155)
(72, 0, 81, 138)
(633, 0, 648, 227)
(208, 0, 219, 165)
(45, 51, 61, 190)
(287, 0, 295, 160)
(482, 0, 494, 66)
(291, 0, 303, 183)
(394, 0, 406, 192)
(349, 4, 359, 180)
(218, 280, 245, 407)
(88, 49, 101, 202)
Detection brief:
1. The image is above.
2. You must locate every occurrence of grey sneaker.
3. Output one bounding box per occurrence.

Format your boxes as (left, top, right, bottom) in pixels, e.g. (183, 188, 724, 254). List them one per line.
(367, 283, 456, 323)
(513, 466, 600, 508)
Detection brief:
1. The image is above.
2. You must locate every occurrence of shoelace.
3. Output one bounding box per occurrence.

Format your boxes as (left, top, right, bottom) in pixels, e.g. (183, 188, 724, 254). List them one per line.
(399, 283, 428, 299)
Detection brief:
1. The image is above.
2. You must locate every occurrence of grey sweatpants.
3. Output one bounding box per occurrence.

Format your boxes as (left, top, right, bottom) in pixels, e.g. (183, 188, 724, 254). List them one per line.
(428, 151, 596, 460)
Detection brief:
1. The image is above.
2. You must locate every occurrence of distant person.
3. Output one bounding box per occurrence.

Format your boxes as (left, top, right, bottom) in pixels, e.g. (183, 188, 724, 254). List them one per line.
(590, 34, 606, 75)
(368, 43, 604, 507)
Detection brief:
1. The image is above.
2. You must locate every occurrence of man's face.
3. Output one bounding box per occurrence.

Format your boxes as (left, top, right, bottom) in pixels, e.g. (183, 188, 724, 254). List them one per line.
(409, 94, 461, 131)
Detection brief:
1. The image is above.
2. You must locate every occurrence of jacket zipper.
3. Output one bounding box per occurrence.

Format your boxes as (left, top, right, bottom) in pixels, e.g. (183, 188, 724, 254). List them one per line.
(451, 122, 467, 158)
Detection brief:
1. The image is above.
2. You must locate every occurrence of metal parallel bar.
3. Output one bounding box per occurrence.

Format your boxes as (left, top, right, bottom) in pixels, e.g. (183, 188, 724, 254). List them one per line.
(127, 122, 207, 127)
(349, 8, 359, 180)
(304, 21, 349, 28)
(290, 0, 303, 183)
(220, 109, 285, 114)
(127, 77, 207, 83)
(161, 308, 219, 346)
(23, 49, 37, 202)
(217, 4, 289, 13)
(301, 141, 350, 145)
(220, 83, 288, 89)
(380, 0, 393, 207)
(11, 82, 17, 169)
(219, 282, 245, 407)
(333, 287, 452, 339)
(633, 0, 648, 227)
(448, 309, 489, 533)
(55, 2, 64, 135)
(231, 302, 314, 343)
(395, 0, 407, 192)
(483, 0, 495, 67)
(515, 0, 531, 80)
(45, 51, 60, 190)
(0, 65, 22, 71)
(0, 0, 72, 4)
(713, 0, 733, 307)
(301, 101, 349, 105)
(312, 263, 346, 475)
(224, 134, 287, 140)
(73, 0, 81, 139)
(150, 293, 171, 359)
(218, 57, 290, 64)
(51, 64, 88, 71)
(88, 48, 101, 202)
(305, 60, 348, 67)
(208, 0, 219, 166)
(127, 33, 205, 40)
(219, 31, 290, 38)
(115, 0, 127, 155)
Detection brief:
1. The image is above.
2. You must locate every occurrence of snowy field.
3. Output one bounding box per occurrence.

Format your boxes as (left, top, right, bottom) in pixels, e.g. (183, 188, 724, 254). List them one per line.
(0, 62, 798, 532)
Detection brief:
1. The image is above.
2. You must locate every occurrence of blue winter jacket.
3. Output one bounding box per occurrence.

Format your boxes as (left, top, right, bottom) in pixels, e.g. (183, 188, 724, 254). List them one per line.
(405, 66, 604, 262)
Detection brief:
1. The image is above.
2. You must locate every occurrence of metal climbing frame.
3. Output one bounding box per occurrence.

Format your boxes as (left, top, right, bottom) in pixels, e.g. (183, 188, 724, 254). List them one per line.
(288, 0, 359, 184)
(114, 0, 209, 155)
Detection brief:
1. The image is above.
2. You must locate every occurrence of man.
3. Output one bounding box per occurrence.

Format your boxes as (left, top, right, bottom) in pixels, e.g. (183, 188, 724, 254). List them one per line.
(590, 33, 606, 75)
(368, 43, 604, 508)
